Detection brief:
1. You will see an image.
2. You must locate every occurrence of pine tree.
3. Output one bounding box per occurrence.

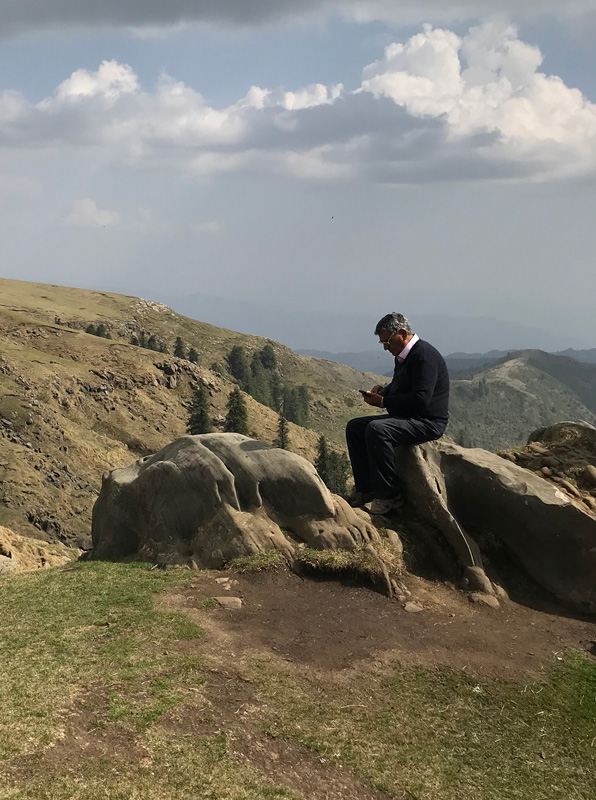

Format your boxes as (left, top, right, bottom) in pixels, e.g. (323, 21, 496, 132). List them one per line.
(315, 435, 329, 486)
(188, 347, 199, 364)
(174, 337, 186, 359)
(226, 345, 252, 392)
(86, 324, 96, 336)
(224, 387, 249, 435)
(269, 372, 283, 412)
(187, 383, 211, 435)
(95, 323, 108, 338)
(327, 451, 350, 495)
(296, 385, 310, 427)
(147, 334, 158, 351)
(138, 330, 147, 348)
(250, 352, 271, 406)
(130, 335, 139, 346)
(158, 340, 169, 354)
(275, 414, 290, 449)
(260, 343, 277, 370)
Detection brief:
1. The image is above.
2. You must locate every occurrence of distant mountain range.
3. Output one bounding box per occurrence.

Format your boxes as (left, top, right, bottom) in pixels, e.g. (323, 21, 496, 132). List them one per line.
(299, 348, 596, 375)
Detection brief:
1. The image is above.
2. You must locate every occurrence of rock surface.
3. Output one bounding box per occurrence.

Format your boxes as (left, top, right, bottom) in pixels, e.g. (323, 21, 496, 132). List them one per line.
(395, 435, 596, 612)
(92, 434, 399, 589)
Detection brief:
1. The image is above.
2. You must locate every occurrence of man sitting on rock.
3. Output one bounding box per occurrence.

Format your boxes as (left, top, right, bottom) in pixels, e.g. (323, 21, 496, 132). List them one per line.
(346, 312, 450, 515)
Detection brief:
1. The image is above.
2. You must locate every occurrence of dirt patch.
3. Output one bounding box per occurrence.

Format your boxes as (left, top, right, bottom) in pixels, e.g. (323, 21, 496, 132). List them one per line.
(6, 690, 147, 782)
(162, 668, 396, 800)
(168, 568, 596, 677)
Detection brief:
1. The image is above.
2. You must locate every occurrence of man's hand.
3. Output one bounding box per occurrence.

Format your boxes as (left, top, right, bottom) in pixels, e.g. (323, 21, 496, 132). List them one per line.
(362, 391, 384, 408)
(371, 384, 386, 396)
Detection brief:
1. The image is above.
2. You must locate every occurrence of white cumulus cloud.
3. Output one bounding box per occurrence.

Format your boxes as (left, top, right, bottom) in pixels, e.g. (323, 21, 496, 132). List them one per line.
(2, 24, 596, 185)
(64, 198, 120, 228)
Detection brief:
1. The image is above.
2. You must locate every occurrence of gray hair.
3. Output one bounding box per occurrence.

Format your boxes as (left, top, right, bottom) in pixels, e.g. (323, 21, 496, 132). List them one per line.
(374, 313, 413, 337)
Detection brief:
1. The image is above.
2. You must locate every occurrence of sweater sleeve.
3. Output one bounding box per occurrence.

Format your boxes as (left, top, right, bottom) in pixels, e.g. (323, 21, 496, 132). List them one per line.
(383, 351, 439, 417)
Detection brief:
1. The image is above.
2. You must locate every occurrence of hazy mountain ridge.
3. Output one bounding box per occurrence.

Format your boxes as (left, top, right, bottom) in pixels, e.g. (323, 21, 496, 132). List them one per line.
(301, 347, 596, 375)
(449, 351, 596, 450)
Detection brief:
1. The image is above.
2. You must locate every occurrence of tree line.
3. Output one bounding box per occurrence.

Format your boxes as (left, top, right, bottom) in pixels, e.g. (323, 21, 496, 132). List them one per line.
(224, 344, 310, 427)
(187, 382, 349, 496)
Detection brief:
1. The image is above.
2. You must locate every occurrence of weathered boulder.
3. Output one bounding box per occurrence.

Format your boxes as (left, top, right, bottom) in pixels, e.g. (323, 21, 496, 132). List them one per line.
(395, 438, 596, 612)
(92, 434, 399, 590)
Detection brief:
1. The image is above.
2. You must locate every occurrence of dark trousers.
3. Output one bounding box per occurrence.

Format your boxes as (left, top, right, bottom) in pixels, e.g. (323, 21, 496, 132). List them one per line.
(345, 415, 445, 499)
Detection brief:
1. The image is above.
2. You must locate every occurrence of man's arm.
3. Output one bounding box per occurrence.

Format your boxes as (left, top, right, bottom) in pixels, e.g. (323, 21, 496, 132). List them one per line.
(383, 352, 439, 417)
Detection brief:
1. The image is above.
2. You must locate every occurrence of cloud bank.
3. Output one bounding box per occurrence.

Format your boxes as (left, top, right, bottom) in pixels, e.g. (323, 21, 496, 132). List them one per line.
(1, 0, 595, 37)
(1, 24, 595, 184)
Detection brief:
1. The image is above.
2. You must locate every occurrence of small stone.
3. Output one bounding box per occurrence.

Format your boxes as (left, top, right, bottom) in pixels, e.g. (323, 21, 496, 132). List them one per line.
(465, 566, 495, 595)
(469, 592, 500, 609)
(583, 465, 596, 488)
(385, 529, 403, 554)
(559, 479, 581, 498)
(493, 584, 509, 601)
(540, 466, 552, 476)
(215, 577, 230, 584)
(214, 596, 243, 610)
(528, 443, 549, 455)
(403, 602, 423, 613)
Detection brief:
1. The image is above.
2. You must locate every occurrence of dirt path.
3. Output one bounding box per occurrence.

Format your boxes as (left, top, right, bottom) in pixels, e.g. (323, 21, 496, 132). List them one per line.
(166, 568, 596, 677)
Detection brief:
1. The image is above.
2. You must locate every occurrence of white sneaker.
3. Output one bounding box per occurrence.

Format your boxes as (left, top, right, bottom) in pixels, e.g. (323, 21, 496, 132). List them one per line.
(369, 494, 404, 515)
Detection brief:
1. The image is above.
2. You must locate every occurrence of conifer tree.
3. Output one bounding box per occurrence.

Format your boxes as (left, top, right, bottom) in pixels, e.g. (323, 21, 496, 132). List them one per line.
(315, 435, 329, 486)
(174, 337, 186, 359)
(327, 451, 350, 495)
(188, 347, 199, 364)
(296, 385, 311, 427)
(147, 334, 158, 351)
(224, 387, 248, 435)
(95, 323, 108, 338)
(226, 345, 252, 392)
(86, 324, 96, 335)
(130, 335, 139, 346)
(250, 352, 271, 406)
(275, 414, 290, 450)
(269, 372, 283, 412)
(187, 383, 211, 435)
(260, 343, 277, 370)
(138, 330, 146, 348)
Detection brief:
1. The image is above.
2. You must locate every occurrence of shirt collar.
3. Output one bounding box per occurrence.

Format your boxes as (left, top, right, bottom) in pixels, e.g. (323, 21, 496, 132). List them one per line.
(397, 333, 419, 362)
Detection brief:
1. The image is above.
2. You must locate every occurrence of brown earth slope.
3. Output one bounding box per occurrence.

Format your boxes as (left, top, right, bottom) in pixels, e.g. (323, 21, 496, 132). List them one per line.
(0, 278, 383, 549)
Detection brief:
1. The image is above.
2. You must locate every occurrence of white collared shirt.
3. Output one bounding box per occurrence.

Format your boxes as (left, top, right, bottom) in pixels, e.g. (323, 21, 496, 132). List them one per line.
(397, 333, 419, 363)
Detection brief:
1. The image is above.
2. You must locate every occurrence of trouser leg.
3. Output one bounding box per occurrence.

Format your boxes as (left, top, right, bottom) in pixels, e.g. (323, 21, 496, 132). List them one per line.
(364, 417, 443, 498)
(345, 415, 381, 493)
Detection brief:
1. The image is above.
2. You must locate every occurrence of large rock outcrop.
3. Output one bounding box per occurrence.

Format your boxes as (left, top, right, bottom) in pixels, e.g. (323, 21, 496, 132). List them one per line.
(395, 435, 596, 612)
(92, 434, 401, 591)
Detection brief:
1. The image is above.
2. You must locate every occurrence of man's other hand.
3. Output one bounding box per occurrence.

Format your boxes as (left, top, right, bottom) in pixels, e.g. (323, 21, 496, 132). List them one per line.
(371, 384, 386, 395)
(362, 392, 384, 408)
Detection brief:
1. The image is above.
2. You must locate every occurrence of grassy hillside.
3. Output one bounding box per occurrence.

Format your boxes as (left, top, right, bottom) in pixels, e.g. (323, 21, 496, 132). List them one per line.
(450, 351, 596, 450)
(0, 278, 383, 547)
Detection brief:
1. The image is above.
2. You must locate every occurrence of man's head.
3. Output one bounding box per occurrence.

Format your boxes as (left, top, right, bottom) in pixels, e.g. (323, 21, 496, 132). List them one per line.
(374, 312, 414, 357)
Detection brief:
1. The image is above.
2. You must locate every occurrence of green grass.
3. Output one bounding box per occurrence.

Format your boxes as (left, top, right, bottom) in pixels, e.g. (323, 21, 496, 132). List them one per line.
(229, 550, 287, 572)
(254, 653, 596, 800)
(0, 562, 296, 799)
(1, 560, 595, 799)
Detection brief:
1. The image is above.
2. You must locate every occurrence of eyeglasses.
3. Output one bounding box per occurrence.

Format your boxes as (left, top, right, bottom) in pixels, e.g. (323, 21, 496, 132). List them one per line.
(379, 332, 396, 348)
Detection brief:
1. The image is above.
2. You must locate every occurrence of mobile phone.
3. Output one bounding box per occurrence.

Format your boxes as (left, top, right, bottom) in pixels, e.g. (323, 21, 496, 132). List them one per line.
(359, 389, 369, 394)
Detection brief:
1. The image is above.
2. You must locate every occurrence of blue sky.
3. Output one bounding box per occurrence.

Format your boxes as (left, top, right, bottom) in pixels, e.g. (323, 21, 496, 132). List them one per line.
(1, 1, 596, 352)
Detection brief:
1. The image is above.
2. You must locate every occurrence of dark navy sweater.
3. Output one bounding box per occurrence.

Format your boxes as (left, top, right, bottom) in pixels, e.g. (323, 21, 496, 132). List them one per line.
(383, 339, 449, 425)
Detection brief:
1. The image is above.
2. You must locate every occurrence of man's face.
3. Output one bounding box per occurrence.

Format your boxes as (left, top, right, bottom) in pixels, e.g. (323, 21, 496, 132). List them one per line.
(378, 328, 408, 357)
